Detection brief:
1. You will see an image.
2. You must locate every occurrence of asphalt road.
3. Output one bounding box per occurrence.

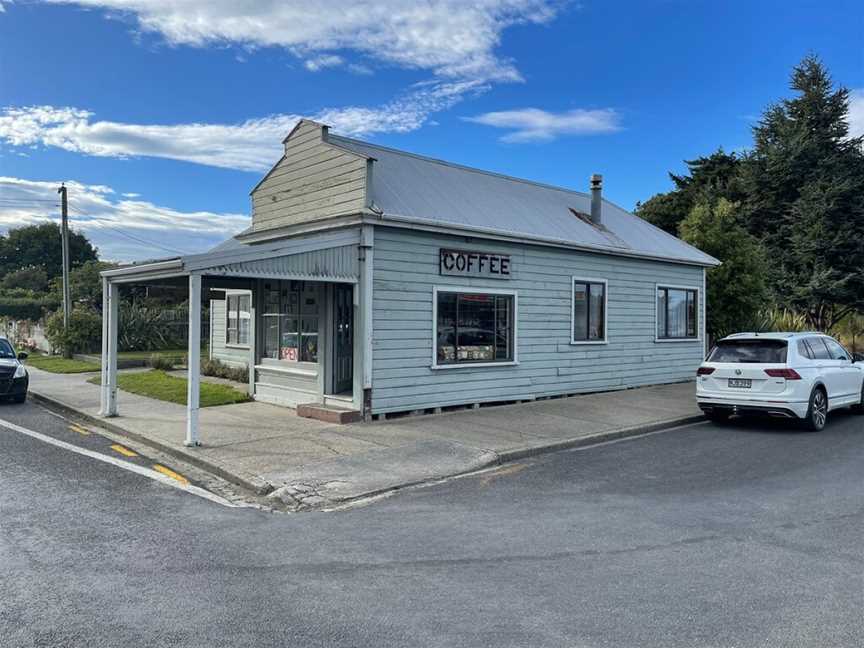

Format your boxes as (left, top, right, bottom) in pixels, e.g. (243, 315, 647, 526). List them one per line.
(1, 400, 862, 648)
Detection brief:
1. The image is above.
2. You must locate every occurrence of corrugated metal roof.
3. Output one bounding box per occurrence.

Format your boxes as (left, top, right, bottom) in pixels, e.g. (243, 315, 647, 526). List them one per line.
(207, 245, 359, 282)
(329, 135, 719, 267)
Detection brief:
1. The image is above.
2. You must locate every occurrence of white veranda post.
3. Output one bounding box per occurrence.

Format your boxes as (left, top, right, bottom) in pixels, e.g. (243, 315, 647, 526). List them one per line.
(100, 279, 119, 417)
(185, 274, 202, 447)
(99, 277, 109, 415)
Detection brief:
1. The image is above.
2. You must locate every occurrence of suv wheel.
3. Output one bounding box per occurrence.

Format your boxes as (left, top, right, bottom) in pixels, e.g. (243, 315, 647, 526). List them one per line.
(853, 382, 864, 415)
(804, 387, 828, 431)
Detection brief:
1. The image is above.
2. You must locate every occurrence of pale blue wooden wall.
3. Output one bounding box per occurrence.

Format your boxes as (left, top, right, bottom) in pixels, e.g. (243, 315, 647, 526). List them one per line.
(371, 226, 706, 414)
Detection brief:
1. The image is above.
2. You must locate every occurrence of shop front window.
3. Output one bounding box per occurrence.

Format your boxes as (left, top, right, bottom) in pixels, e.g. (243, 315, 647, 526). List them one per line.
(262, 281, 319, 363)
(435, 290, 515, 365)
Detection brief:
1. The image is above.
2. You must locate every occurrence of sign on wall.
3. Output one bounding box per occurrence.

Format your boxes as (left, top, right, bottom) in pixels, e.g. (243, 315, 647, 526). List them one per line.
(439, 248, 512, 280)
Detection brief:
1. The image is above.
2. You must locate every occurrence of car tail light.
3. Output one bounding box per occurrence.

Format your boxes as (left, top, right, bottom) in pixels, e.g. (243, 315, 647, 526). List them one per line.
(764, 368, 802, 380)
(696, 367, 715, 376)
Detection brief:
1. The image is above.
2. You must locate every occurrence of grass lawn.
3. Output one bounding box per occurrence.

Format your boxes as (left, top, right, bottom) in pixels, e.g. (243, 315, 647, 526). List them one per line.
(26, 354, 101, 374)
(87, 370, 250, 407)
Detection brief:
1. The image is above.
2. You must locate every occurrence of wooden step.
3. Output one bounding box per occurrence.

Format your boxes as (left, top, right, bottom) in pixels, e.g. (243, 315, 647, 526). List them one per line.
(297, 403, 362, 424)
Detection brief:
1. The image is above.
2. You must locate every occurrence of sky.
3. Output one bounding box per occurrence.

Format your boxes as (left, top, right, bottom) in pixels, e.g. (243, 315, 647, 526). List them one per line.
(0, 0, 862, 262)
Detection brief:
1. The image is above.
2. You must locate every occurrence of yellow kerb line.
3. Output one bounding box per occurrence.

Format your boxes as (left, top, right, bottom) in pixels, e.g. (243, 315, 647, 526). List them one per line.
(153, 464, 189, 486)
(68, 424, 90, 436)
(110, 444, 138, 458)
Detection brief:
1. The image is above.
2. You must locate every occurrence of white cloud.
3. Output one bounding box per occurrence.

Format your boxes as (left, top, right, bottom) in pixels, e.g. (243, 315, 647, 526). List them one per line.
(848, 89, 864, 139)
(465, 107, 622, 142)
(304, 54, 344, 72)
(0, 176, 248, 261)
(0, 80, 482, 171)
(42, 0, 558, 83)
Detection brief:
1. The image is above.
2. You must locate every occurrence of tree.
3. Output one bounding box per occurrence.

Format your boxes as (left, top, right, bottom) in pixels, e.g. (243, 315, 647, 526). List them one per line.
(739, 55, 864, 330)
(0, 266, 49, 293)
(44, 307, 102, 355)
(635, 149, 742, 235)
(0, 223, 98, 281)
(49, 260, 119, 309)
(835, 312, 864, 355)
(679, 198, 770, 340)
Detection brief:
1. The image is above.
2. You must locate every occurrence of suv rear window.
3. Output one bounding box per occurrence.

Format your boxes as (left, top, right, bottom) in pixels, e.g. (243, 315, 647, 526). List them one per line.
(707, 339, 788, 363)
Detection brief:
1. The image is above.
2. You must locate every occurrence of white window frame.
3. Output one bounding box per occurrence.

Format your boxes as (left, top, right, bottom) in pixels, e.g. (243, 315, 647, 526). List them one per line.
(570, 277, 609, 345)
(431, 285, 519, 370)
(225, 289, 252, 349)
(655, 283, 701, 343)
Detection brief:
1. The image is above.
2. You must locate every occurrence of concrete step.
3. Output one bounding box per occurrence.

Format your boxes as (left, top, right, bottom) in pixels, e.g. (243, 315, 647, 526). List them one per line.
(323, 393, 354, 408)
(297, 403, 362, 425)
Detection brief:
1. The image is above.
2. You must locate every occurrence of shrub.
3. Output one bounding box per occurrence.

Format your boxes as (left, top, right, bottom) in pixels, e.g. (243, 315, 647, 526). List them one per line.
(0, 266, 49, 292)
(118, 301, 188, 351)
(44, 307, 102, 355)
(147, 353, 177, 371)
(200, 357, 249, 383)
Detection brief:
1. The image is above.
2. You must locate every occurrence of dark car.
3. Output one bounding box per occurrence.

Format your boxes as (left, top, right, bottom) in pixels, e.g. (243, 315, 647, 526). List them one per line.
(0, 336, 29, 403)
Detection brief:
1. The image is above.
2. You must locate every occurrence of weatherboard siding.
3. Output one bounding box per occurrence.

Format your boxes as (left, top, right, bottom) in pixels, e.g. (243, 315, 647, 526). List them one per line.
(251, 121, 368, 233)
(370, 227, 705, 414)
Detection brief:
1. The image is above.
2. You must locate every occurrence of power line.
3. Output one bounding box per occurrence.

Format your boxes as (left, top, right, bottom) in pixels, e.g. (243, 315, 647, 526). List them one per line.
(0, 198, 60, 205)
(0, 196, 60, 202)
(67, 202, 191, 255)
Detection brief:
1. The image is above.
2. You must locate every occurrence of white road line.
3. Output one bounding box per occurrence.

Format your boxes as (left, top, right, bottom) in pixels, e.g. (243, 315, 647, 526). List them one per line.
(0, 417, 239, 508)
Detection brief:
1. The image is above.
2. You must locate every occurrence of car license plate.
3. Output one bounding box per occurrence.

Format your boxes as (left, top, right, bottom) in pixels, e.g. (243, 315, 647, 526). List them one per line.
(728, 378, 752, 388)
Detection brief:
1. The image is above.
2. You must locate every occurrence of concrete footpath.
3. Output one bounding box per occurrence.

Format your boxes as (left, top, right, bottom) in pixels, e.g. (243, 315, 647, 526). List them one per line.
(26, 367, 703, 509)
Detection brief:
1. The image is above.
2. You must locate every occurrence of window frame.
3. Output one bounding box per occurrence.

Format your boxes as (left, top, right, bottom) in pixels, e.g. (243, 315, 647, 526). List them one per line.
(570, 277, 608, 345)
(259, 280, 320, 366)
(225, 290, 252, 349)
(431, 286, 519, 370)
(806, 336, 832, 361)
(823, 337, 851, 361)
(655, 283, 700, 343)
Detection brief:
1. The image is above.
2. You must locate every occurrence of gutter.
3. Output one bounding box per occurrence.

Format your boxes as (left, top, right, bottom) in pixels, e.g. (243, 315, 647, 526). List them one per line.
(100, 258, 184, 279)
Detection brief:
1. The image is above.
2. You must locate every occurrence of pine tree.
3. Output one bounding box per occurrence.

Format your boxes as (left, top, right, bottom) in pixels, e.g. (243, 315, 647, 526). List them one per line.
(740, 55, 864, 330)
(635, 149, 742, 234)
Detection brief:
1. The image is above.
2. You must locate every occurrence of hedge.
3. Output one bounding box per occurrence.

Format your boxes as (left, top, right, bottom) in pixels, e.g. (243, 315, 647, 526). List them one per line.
(0, 295, 59, 321)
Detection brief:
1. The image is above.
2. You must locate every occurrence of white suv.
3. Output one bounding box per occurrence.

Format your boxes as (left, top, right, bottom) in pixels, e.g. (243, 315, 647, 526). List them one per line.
(696, 332, 864, 431)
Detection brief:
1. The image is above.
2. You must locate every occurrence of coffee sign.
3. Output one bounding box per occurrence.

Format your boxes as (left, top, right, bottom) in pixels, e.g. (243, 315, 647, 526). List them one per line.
(439, 248, 511, 279)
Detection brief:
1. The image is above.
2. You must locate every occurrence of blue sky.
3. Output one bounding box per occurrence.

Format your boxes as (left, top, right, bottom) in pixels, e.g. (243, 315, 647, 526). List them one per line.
(0, 0, 861, 261)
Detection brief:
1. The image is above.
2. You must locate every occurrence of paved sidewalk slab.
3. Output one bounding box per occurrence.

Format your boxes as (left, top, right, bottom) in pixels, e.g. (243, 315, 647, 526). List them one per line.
(26, 366, 702, 507)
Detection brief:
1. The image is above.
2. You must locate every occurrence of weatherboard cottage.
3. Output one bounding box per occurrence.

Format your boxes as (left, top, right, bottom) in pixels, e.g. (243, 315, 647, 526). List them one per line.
(99, 120, 719, 442)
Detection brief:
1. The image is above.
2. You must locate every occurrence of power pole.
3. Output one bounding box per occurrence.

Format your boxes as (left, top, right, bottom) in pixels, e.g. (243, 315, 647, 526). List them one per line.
(58, 184, 72, 357)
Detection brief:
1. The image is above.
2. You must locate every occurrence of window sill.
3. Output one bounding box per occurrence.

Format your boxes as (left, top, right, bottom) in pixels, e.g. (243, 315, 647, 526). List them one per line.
(430, 361, 519, 370)
(255, 363, 318, 378)
(570, 340, 608, 346)
(225, 344, 250, 350)
(655, 337, 700, 343)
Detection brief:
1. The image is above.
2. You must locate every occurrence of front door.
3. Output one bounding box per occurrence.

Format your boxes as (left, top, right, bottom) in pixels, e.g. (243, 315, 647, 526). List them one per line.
(332, 284, 353, 394)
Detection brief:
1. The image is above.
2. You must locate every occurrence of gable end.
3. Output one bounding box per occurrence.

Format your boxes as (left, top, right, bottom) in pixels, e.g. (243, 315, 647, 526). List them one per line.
(251, 120, 370, 235)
